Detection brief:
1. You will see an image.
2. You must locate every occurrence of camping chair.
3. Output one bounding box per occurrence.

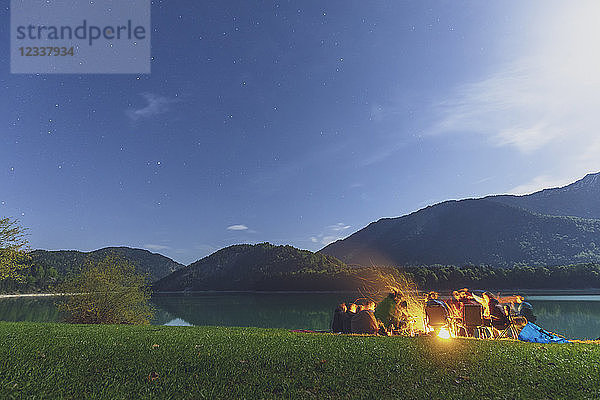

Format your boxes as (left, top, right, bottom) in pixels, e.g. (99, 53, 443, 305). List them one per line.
(496, 313, 527, 340)
(461, 303, 492, 339)
(425, 305, 450, 334)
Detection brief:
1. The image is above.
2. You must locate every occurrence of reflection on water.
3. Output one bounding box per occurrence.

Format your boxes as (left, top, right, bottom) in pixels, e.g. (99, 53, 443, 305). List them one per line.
(528, 295, 600, 301)
(530, 300, 600, 340)
(163, 318, 192, 326)
(0, 292, 599, 340)
(149, 293, 360, 330)
(0, 297, 60, 322)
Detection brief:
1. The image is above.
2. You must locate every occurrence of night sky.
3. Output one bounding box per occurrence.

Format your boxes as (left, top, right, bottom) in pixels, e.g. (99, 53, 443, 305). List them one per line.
(2, 1, 599, 264)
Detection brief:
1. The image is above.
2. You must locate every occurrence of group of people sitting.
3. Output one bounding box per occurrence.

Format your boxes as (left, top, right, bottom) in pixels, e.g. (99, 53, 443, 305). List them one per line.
(426, 289, 536, 337)
(331, 288, 536, 338)
(331, 291, 409, 335)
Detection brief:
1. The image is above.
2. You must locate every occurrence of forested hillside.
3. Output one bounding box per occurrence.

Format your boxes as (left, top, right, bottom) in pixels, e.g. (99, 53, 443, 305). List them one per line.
(321, 199, 600, 267)
(154, 243, 361, 291)
(0, 247, 183, 293)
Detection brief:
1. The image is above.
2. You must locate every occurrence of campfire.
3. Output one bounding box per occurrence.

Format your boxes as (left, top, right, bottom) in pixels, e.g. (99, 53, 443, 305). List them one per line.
(437, 327, 452, 339)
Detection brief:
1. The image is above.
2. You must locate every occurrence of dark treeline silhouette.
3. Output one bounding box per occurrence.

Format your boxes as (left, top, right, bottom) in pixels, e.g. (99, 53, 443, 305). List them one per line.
(399, 263, 600, 290)
(0, 263, 58, 293)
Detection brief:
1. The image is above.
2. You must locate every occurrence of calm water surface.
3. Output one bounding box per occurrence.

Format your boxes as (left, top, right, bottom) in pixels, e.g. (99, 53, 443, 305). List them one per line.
(1, 292, 599, 340)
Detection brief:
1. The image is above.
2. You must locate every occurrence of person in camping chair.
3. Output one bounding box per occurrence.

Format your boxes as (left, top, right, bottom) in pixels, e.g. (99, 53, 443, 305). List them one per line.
(447, 290, 463, 319)
(426, 291, 449, 313)
(458, 288, 476, 305)
(513, 295, 536, 323)
(482, 292, 509, 336)
(424, 292, 451, 335)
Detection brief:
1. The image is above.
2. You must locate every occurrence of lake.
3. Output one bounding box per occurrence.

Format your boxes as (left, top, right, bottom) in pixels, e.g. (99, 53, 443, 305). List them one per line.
(1, 291, 599, 340)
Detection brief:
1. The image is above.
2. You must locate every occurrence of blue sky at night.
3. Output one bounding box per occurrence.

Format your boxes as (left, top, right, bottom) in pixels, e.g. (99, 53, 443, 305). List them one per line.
(2, 1, 600, 264)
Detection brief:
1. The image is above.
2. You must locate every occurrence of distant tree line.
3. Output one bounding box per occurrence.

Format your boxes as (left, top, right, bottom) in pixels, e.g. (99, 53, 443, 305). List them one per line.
(3, 237, 600, 293)
(397, 263, 600, 290)
(0, 263, 58, 293)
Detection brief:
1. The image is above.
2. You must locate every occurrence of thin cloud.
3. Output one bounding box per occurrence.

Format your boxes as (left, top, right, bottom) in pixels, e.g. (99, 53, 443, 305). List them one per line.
(508, 175, 575, 196)
(127, 93, 179, 122)
(328, 222, 351, 232)
(431, 62, 567, 154)
(227, 224, 249, 231)
(309, 235, 341, 246)
(321, 236, 341, 246)
(359, 141, 407, 167)
(474, 176, 493, 185)
(310, 222, 353, 246)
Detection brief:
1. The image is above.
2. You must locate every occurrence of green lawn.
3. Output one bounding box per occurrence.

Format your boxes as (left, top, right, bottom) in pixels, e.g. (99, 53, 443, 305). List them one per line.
(0, 322, 598, 399)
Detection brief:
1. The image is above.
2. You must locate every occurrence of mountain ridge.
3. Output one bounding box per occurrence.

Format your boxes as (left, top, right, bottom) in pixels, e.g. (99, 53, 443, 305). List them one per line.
(30, 246, 184, 282)
(320, 172, 600, 268)
(486, 172, 600, 219)
(0, 246, 185, 293)
(153, 242, 361, 291)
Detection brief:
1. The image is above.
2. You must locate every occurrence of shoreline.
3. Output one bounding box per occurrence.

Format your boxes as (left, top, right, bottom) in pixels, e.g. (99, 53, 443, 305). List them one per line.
(151, 288, 600, 295)
(2, 288, 600, 298)
(0, 293, 64, 299)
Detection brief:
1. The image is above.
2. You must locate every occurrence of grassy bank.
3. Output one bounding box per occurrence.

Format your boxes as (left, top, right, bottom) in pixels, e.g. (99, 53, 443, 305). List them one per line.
(0, 323, 599, 399)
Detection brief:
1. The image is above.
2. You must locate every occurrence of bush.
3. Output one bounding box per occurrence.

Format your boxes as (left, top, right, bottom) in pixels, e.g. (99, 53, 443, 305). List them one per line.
(0, 216, 30, 281)
(57, 255, 153, 324)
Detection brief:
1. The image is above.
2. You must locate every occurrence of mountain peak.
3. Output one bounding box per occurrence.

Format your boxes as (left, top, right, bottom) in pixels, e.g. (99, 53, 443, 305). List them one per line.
(571, 172, 600, 189)
(484, 171, 600, 219)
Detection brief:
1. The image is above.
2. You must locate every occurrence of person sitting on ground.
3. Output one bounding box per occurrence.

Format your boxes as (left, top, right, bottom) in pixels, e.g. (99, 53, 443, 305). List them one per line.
(513, 295, 536, 323)
(396, 300, 410, 333)
(331, 303, 347, 333)
(343, 303, 357, 333)
(351, 301, 379, 335)
(374, 290, 403, 330)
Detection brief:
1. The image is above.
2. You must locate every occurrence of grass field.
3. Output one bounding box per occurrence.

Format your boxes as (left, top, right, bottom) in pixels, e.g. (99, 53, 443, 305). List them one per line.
(0, 322, 599, 399)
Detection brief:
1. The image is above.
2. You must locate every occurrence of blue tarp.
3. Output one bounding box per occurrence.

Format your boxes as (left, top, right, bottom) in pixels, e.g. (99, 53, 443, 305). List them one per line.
(518, 323, 571, 344)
